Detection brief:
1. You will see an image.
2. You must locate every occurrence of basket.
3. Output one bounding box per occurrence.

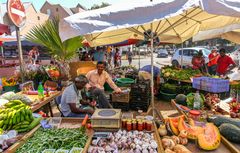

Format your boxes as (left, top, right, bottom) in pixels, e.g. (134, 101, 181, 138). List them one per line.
(44, 80, 58, 91)
(159, 90, 177, 102)
(192, 77, 229, 93)
(116, 78, 135, 87)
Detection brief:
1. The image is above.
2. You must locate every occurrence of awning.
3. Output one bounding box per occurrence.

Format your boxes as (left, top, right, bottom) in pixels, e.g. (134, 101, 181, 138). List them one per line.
(0, 24, 10, 35)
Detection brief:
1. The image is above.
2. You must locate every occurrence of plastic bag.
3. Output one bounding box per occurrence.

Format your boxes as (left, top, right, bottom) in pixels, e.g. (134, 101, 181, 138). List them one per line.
(228, 70, 240, 81)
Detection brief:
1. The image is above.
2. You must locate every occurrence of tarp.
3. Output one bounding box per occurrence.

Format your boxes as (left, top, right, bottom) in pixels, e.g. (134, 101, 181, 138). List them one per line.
(0, 23, 10, 35)
(193, 24, 240, 44)
(60, 0, 240, 47)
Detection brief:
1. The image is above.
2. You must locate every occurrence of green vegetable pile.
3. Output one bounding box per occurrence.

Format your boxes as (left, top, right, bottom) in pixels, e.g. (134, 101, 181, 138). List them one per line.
(161, 66, 201, 80)
(16, 128, 88, 153)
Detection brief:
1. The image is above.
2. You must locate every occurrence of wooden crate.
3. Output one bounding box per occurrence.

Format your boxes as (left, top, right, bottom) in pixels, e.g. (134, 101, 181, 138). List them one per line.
(111, 92, 130, 103)
(111, 87, 130, 103)
(171, 99, 240, 153)
(83, 123, 164, 153)
(5, 118, 93, 153)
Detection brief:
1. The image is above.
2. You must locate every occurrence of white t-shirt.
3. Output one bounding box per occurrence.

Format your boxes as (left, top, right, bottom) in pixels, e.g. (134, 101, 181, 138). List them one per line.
(60, 84, 82, 116)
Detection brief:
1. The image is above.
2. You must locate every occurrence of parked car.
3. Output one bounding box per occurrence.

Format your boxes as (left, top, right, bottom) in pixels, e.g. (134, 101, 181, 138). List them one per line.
(157, 49, 168, 58)
(171, 47, 211, 67)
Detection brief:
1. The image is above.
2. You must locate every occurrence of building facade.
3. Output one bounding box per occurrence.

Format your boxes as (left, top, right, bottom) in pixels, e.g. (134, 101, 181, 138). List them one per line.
(40, 1, 86, 19)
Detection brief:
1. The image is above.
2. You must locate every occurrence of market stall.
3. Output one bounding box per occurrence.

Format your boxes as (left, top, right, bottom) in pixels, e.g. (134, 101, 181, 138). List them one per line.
(2, 109, 164, 153)
(171, 100, 240, 153)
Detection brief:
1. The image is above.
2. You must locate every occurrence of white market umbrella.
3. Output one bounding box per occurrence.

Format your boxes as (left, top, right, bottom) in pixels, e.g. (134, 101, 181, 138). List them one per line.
(193, 24, 240, 44)
(59, 0, 240, 116)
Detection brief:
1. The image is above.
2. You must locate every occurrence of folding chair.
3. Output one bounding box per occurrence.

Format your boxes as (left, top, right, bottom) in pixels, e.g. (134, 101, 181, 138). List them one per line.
(54, 95, 64, 117)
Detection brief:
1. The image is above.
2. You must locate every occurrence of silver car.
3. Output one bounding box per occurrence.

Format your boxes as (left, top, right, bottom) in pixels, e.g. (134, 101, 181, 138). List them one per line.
(171, 47, 211, 67)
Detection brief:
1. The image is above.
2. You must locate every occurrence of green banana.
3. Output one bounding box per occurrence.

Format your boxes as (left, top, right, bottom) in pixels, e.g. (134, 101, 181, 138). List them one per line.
(0, 120, 4, 128)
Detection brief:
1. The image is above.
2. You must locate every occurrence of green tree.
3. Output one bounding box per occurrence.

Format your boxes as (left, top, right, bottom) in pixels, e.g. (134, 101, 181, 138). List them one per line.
(90, 2, 110, 10)
(25, 18, 83, 80)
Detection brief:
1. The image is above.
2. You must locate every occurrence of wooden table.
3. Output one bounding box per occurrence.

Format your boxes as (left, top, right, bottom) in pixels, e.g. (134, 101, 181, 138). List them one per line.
(171, 99, 240, 153)
(20, 90, 63, 116)
(5, 118, 92, 153)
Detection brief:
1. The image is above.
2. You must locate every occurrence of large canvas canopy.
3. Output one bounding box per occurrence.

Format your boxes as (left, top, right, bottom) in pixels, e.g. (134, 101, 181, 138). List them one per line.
(59, 0, 240, 115)
(60, 0, 240, 47)
(193, 24, 240, 44)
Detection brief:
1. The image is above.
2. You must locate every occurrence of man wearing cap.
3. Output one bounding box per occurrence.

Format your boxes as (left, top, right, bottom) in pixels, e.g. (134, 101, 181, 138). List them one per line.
(60, 75, 95, 117)
(216, 48, 236, 76)
(208, 48, 219, 75)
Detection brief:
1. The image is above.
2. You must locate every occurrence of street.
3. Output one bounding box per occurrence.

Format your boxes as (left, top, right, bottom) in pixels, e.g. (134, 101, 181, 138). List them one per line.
(121, 53, 172, 69)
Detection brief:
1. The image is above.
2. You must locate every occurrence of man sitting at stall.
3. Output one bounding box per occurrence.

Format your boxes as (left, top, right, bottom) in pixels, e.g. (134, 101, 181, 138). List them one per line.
(86, 61, 122, 108)
(60, 75, 95, 117)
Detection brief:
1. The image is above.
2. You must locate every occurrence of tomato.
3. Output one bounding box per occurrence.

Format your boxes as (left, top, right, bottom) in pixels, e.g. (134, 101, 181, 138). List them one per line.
(87, 123, 92, 129)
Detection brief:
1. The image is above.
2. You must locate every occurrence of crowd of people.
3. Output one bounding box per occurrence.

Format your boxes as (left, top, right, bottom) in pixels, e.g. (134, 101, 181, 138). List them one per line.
(79, 46, 134, 68)
(191, 48, 237, 76)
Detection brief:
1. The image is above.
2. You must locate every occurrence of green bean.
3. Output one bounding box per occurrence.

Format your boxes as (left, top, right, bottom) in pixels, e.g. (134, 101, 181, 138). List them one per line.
(16, 128, 88, 153)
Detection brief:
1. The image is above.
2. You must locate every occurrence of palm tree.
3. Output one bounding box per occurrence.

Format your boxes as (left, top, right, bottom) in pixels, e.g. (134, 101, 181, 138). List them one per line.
(25, 18, 83, 80)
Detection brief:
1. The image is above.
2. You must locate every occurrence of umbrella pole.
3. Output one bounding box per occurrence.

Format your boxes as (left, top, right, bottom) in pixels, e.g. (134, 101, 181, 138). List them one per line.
(138, 47, 140, 70)
(181, 43, 183, 68)
(150, 37, 155, 118)
(0, 46, 4, 64)
(16, 26, 25, 83)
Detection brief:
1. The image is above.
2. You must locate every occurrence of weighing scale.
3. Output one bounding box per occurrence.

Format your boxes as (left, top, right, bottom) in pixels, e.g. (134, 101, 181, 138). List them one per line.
(91, 109, 122, 129)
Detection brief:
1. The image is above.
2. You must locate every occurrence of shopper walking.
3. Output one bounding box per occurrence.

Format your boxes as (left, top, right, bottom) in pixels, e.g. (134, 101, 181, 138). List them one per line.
(28, 47, 39, 65)
(126, 47, 133, 65)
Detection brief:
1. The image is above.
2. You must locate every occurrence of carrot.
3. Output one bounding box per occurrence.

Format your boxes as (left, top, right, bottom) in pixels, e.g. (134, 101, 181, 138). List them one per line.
(81, 114, 89, 126)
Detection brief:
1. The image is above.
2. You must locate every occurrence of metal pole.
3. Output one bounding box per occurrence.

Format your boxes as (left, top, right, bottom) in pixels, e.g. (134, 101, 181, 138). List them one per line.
(150, 34, 155, 118)
(15, 26, 25, 82)
(138, 47, 141, 70)
(0, 46, 4, 64)
(181, 43, 183, 68)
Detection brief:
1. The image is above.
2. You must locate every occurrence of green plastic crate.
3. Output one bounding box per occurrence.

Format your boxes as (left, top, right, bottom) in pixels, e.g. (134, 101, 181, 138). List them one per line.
(116, 78, 135, 87)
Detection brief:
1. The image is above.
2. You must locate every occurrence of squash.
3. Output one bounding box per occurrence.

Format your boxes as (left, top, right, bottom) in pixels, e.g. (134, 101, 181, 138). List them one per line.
(219, 123, 240, 143)
(178, 117, 204, 140)
(165, 115, 184, 135)
(207, 115, 240, 128)
(197, 123, 221, 150)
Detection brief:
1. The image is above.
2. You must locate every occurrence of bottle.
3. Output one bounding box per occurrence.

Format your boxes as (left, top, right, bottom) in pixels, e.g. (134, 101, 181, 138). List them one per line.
(38, 82, 44, 100)
(193, 91, 201, 110)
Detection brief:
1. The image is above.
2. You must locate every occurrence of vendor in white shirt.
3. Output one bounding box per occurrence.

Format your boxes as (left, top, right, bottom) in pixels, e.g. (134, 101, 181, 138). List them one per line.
(86, 61, 122, 108)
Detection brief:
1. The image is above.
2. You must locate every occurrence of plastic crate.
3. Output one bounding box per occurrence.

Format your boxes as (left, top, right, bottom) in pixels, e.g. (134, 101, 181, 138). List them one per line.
(116, 78, 135, 87)
(192, 77, 229, 93)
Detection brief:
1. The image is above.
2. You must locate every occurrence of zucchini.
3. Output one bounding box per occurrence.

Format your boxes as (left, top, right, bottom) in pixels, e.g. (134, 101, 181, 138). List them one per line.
(28, 117, 41, 130)
(219, 123, 240, 143)
(207, 115, 240, 127)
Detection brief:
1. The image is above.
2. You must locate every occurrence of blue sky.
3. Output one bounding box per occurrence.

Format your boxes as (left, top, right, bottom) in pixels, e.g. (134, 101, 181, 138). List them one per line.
(2, 0, 120, 11)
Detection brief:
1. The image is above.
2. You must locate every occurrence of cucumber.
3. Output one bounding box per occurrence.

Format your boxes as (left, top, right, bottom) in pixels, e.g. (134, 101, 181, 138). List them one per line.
(207, 115, 240, 127)
(219, 123, 240, 143)
(28, 117, 41, 130)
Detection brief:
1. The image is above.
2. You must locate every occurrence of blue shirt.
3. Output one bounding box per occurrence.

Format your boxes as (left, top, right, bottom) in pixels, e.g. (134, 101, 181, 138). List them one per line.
(140, 65, 160, 77)
(93, 50, 105, 61)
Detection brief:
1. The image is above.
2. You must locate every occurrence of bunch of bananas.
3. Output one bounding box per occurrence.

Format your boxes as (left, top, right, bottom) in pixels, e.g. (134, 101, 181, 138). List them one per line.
(2, 77, 17, 86)
(0, 100, 34, 133)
